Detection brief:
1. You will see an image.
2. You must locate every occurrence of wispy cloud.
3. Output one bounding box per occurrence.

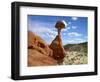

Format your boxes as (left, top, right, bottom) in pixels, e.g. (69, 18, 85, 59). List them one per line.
(68, 32, 82, 37)
(62, 27, 70, 32)
(28, 15, 87, 45)
(72, 26, 77, 29)
(72, 17, 78, 21)
(63, 38, 87, 45)
(67, 39, 86, 44)
(63, 33, 66, 36)
(68, 22, 71, 25)
(28, 19, 57, 44)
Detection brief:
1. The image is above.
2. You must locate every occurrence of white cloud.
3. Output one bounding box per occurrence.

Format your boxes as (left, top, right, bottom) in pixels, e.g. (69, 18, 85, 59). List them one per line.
(46, 32, 56, 39)
(62, 28, 67, 31)
(62, 27, 70, 32)
(68, 32, 82, 37)
(72, 26, 77, 29)
(72, 17, 78, 21)
(63, 33, 66, 35)
(63, 38, 87, 45)
(68, 22, 71, 25)
(67, 38, 85, 44)
(67, 27, 70, 29)
(28, 20, 57, 44)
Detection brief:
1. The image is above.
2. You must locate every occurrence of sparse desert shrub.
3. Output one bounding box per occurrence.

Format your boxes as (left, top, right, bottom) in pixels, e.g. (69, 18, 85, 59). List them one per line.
(63, 51, 88, 65)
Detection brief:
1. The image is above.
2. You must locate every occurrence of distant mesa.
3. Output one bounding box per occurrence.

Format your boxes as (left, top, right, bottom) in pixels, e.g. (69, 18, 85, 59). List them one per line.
(64, 42, 88, 53)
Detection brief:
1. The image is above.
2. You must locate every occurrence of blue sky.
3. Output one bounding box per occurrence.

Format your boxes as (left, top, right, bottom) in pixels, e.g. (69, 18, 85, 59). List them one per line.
(28, 15, 88, 45)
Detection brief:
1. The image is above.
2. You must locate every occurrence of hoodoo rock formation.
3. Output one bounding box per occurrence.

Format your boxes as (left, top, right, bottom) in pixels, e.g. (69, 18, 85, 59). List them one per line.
(28, 20, 66, 66)
(49, 20, 66, 64)
(49, 35, 65, 64)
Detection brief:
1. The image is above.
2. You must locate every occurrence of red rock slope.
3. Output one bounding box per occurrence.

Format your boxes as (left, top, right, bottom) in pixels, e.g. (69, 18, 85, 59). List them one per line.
(28, 31, 57, 66)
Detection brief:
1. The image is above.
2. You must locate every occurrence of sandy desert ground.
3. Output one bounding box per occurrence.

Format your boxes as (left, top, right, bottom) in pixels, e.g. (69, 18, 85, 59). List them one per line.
(63, 51, 87, 65)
